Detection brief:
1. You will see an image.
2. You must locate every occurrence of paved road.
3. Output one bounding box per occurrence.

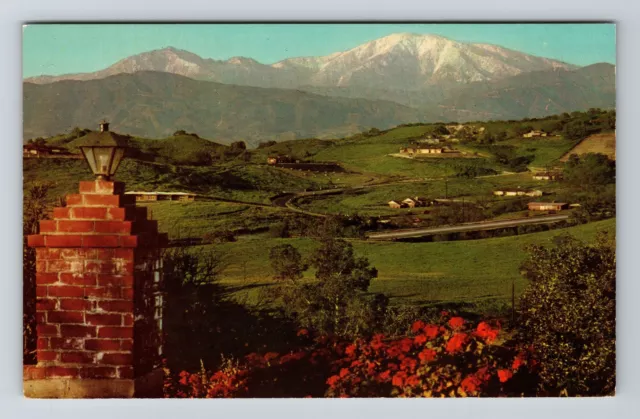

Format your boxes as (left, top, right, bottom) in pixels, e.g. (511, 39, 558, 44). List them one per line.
(367, 214, 570, 240)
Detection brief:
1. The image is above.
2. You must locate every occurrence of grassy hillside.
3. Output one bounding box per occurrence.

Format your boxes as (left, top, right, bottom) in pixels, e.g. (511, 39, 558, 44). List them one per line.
(204, 218, 615, 313)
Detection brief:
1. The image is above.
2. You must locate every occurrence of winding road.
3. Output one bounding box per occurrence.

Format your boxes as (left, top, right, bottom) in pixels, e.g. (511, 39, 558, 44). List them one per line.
(367, 214, 569, 240)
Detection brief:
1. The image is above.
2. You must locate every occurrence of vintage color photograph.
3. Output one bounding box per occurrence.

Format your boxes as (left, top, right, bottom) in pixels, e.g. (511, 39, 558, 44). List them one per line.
(22, 23, 616, 398)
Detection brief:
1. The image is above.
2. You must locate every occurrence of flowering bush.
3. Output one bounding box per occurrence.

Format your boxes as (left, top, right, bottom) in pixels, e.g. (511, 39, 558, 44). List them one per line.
(324, 316, 535, 397)
(164, 316, 537, 398)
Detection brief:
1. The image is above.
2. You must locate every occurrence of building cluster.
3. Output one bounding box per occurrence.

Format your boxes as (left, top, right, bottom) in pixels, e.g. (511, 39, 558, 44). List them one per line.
(532, 172, 562, 181)
(527, 202, 569, 211)
(399, 146, 445, 155)
(125, 191, 197, 202)
(387, 196, 429, 209)
(23, 144, 79, 158)
(493, 189, 543, 197)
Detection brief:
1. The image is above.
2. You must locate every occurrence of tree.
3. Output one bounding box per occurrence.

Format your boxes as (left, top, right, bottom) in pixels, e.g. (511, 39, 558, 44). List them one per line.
(271, 239, 382, 337)
(230, 141, 247, 152)
(269, 244, 307, 281)
(562, 120, 588, 140)
(519, 232, 616, 396)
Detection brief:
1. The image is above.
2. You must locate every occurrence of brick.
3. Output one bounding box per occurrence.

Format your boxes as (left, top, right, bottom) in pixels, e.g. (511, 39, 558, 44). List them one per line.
(122, 288, 134, 300)
(65, 194, 83, 206)
(85, 286, 122, 299)
(61, 325, 96, 338)
(47, 285, 85, 298)
(36, 286, 47, 297)
(39, 220, 57, 233)
(24, 366, 47, 380)
(50, 337, 84, 350)
(36, 324, 59, 336)
(86, 313, 122, 326)
(85, 339, 122, 352)
(47, 311, 84, 324)
(106, 207, 127, 220)
(36, 260, 47, 273)
(97, 326, 133, 339)
(85, 261, 112, 274)
(118, 366, 134, 379)
(115, 248, 134, 259)
(35, 312, 46, 323)
(95, 221, 132, 234)
(120, 339, 133, 351)
(84, 195, 120, 207)
(119, 235, 137, 248)
(61, 351, 94, 364)
(36, 273, 58, 285)
(53, 207, 71, 219)
(60, 298, 92, 311)
(79, 367, 117, 379)
(46, 259, 71, 273)
(36, 298, 58, 311)
(71, 207, 108, 220)
(59, 248, 79, 259)
(82, 235, 120, 248)
(99, 353, 132, 366)
(59, 273, 97, 286)
(58, 220, 94, 233)
(98, 300, 133, 313)
(37, 350, 58, 362)
(97, 275, 133, 287)
(42, 248, 61, 260)
(45, 235, 83, 248)
(96, 248, 115, 259)
(79, 181, 97, 193)
(37, 338, 49, 350)
(45, 366, 79, 378)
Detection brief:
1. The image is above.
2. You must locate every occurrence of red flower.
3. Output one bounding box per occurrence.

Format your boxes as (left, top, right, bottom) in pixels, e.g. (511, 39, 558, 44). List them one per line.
(405, 375, 420, 387)
(297, 328, 309, 336)
(377, 370, 391, 382)
(411, 320, 426, 333)
(512, 355, 525, 371)
(423, 324, 439, 340)
(448, 317, 465, 329)
(339, 368, 350, 378)
(345, 344, 357, 356)
(392, 371, 407, 387)
(475, 322, 499, 343)
(418, 348, 437, 363)
(326, 375, 340, 387)
(498, 369, 513, 383)
(350, 360, 362, 368)
(446, 333, 467, 354)
(414, 334, 427, 345)
(400, 357, 417, 372)
(461, 375, 482, 393)
(264, 352, 279, 362)
(399, 338, 413, 353)
(370, 334, 385, 350)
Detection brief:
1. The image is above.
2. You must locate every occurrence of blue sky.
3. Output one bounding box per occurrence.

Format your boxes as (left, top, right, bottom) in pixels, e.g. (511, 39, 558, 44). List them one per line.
(22, 23, 616, 78)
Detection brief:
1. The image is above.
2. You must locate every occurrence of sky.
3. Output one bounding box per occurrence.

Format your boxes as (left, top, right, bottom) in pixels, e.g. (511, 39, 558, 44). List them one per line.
(22, 23, 616, 78)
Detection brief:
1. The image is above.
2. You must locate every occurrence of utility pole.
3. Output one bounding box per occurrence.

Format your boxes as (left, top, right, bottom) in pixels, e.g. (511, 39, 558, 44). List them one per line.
(511, 279, 516, 327)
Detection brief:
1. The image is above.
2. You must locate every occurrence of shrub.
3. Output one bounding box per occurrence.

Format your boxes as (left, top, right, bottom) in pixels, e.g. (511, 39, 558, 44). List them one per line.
(202, 230, 236, 244)
(519, 232, 616, 396)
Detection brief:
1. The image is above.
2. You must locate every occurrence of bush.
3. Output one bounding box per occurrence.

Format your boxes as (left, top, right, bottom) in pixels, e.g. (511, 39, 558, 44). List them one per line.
(202, 230, 236, 244)
(519, 232, 616, 396)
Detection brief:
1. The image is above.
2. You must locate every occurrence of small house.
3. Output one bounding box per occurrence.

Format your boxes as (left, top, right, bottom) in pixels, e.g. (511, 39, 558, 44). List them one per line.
(527, 202, 568, 211)
(402, 198, 417, 208)
(388, 200, 403, 209)
(125, 191, 197, 202)
(523, 130, 548, 138)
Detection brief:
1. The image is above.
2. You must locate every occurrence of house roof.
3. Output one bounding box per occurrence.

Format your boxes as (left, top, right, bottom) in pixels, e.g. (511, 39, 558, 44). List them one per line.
(125, 191, 197, 196)
(74, 131, 130, 148)
(528, 202, 567, 206)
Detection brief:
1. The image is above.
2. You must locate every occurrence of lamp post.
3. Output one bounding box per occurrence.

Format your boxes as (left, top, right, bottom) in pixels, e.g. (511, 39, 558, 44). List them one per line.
(76, 121, 128, 180)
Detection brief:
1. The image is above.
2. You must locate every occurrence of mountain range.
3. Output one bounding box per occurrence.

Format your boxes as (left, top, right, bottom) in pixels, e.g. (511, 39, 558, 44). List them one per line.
(23, 33, 615, 145)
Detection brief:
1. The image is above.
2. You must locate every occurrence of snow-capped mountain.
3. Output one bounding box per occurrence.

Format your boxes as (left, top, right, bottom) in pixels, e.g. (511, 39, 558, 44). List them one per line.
(25, 33, 576, 90)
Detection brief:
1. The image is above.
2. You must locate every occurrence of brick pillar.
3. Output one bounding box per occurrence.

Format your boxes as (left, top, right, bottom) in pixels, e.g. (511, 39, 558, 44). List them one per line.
(24, 180, 167, 398)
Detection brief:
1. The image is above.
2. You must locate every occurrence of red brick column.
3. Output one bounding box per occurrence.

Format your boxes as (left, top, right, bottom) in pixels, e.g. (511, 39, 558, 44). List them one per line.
(25, 181, 166, 398)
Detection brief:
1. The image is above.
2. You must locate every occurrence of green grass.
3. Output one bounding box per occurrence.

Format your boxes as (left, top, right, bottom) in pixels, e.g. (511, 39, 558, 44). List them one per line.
(499, 136, 579, 168)
(197, 218, 615, 312)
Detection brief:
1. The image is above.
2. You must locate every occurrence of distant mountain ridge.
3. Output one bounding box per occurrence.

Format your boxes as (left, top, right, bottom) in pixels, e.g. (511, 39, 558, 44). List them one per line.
(23, 71, 438, 147)
(25, 33, 576, 90)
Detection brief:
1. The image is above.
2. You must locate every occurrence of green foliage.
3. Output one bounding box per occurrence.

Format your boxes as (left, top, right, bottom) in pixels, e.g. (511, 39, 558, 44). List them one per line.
(269, 244, 307, 281)
(563, 153, 615, 188)
(519, 232, 616, 396)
